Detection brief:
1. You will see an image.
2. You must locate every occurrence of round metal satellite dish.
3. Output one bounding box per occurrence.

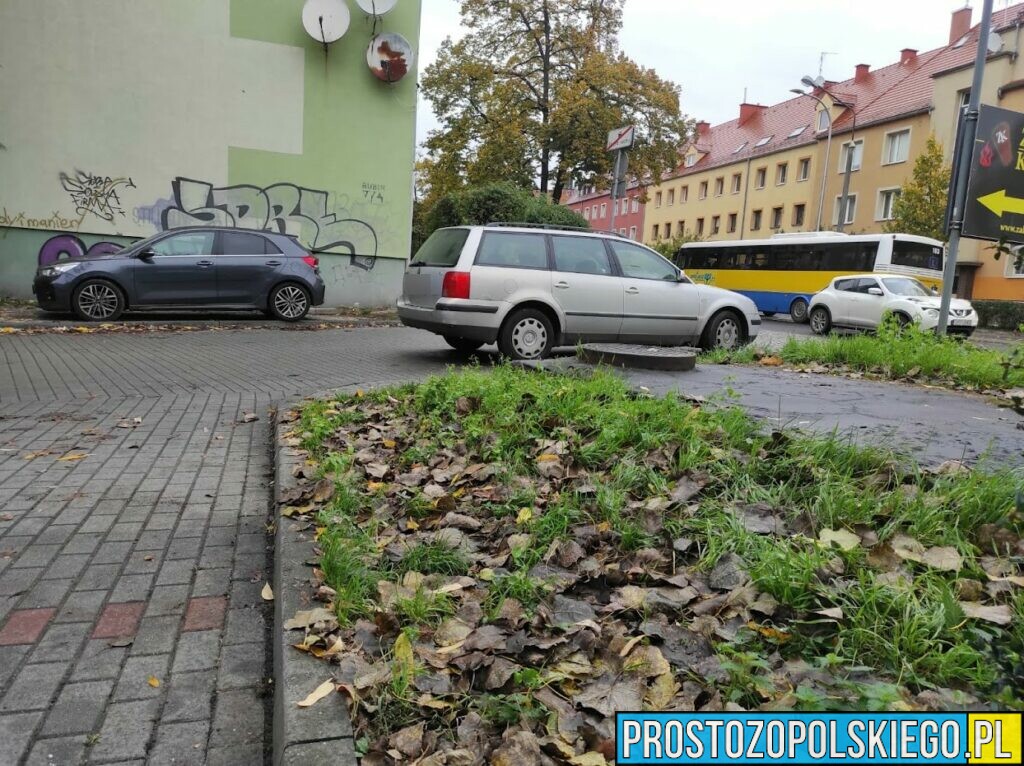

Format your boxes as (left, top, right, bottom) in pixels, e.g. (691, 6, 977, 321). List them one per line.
(367, 32, 414, 83)
(302, 0, 350, 44)
(987, 31, 1004, 54)
(355, 0, 399, 16)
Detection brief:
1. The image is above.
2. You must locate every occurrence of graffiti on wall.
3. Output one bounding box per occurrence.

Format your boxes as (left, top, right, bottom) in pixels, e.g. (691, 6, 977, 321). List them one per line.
(59, 170, 136, 223)
(133, 197, 173, 228)
(38, 234, 123, 266)
(162, 178, 379, 270)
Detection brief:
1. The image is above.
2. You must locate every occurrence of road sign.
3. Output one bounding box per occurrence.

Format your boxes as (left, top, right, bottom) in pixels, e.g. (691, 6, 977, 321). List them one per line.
(963, 104, 1024, 244)
(607, 126, 635, 152)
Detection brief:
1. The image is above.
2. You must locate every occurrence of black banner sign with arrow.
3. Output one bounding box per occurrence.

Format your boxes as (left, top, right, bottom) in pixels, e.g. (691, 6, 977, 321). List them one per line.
(963, 104, 1024, 244)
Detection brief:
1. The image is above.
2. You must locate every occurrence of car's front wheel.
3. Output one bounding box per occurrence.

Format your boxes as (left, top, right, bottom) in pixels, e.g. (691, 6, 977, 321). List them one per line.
(701, 310, 747, 351)
(268, 283, 310, 322)
(809, 306, 832, 335)
(444, 335, 484, 353)
(498, 307, 553, 360)
(72, 279, 125, 321)
(790, 297, 809, 323)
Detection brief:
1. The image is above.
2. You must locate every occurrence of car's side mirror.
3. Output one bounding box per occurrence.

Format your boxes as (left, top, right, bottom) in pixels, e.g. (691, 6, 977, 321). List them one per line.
(867, 287, 883, 296)
(136, 249, 156, 261)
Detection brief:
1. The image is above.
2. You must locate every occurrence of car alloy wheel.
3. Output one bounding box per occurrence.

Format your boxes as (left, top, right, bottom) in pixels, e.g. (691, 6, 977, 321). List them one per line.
(810, 307, 830, 335)
(714, 315, 741, 349)
(273, 285, 308, 320)
(510, 317, 548, 359)
(77, 282, 120, 320)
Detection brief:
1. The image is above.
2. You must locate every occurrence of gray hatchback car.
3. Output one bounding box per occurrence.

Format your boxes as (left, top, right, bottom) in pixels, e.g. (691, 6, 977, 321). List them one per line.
(33, 226, 326, 322)
(397, 223, 761, 359)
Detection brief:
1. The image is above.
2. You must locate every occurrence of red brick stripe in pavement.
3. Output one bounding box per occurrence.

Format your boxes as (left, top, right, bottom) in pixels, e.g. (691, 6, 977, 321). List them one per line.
(183, 596, 227, 631)
(0, 607, 57, 645)
(92, 602, 145, 639)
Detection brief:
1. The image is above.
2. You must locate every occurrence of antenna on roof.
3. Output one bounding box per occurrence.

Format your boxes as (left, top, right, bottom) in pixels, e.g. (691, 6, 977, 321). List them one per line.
(743, 86, 748, 102)
(818, 51, 837, 78)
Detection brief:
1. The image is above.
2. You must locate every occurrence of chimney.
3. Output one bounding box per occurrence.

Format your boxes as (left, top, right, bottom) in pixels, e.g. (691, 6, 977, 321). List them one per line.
(695, 120, 710, 138)
(739, 103, 767, 124)
(854, 63, 870, 83)
(900, 48, 918, 65)
(949, 6, 972, 44)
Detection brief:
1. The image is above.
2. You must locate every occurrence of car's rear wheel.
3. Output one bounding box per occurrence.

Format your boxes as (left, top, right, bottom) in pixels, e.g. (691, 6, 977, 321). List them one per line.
(269, 283, 310, 322)
(444, 335, 484, 353)
(701, 310, 746, 351)
(498, 307, 553, 360)
(72, 279, 124, 321)
(790, 298, 809, 323)
(809, 306, 832, 335)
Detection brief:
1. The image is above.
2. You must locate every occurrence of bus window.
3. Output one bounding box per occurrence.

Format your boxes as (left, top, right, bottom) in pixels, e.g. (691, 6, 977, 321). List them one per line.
(891, 240, 943, 271)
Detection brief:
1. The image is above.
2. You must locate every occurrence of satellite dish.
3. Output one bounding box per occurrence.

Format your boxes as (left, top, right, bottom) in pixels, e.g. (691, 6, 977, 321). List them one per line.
(987, 31, 1004, 55)
(355, 0, 399, 15)
(302, 0, 350, 44)
(367, 32, 414, 83)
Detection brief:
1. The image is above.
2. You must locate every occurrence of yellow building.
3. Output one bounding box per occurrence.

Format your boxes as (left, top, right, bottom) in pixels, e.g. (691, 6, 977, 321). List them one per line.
(645, 5, 1024, 302)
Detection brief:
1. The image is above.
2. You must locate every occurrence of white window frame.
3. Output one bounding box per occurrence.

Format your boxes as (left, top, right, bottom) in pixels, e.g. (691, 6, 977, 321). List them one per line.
(755, 168, 766, 189)
(776, 163, 788, 186)
(797, 157, 811, 182)
(600, 203, 607, 217)
(770, 206, 784, 229)
(652, 223, 660, 240)
(711, 215, 720, 235)
(714, 177, 724, 197)
(731, 174, 742, 194)
(631, 198, 639, 213)
(619, 228, 627, 236)
(727, 213, 737, 233)
(583, 207, 590, 220)
(882, 128, 911, 165)
(838, 139, 864, 173)
(817, 109, 831, 132)
(699, 181, 708, 200)
(667, 189, 675, 206)
(591, 205, 598, 218)
(833, 193, 858, 225)
(684, 153, 698, 168)
(680, 186, 689, 203)
(875, 187, 901, 221)
(629, 225, 637, 240)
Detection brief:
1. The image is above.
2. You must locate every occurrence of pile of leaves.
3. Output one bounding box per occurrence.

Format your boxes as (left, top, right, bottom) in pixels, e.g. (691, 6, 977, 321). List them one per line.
(282, 366, 1024, 765)
(0, 316, 398, 335)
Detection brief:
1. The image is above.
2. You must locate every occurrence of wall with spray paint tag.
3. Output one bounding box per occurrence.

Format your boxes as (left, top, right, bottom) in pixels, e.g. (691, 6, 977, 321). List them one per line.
(0, 0, 421, 307)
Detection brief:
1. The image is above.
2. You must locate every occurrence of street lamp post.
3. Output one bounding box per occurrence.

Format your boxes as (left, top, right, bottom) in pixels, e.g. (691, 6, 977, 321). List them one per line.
(791, 87, 833, 231)
(836, 108, 857, 232)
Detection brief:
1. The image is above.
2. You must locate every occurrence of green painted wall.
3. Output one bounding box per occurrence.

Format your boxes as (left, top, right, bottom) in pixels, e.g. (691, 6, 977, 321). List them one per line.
(0, 0, 421, 305)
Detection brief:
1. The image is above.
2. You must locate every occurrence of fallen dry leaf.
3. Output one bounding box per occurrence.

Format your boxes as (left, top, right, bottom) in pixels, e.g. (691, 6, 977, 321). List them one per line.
(284, 608, 336, 631)
(147, 675, 160, 688)
(959, 602, 1012, 625)
(261, 583, 274, 601)
(57, 452, 89, 462)
(240, 412, 259, 423)
(819, 528, 861, 551)
(296, 679, 336, 708)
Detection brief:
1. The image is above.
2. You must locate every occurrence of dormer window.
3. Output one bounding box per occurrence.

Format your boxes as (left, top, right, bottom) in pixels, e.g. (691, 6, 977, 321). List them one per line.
(817, 109, 830, 132)
(684, 154, 698, 168)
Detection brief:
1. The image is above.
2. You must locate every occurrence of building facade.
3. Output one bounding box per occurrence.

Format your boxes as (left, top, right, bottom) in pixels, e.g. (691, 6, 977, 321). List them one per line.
(564, 184, 646, 242)
(0, 0, 422, 307)
(638, 5, 1024, 302)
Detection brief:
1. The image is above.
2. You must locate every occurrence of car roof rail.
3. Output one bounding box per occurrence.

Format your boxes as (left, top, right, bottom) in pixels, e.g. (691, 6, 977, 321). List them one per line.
(484, 222, 627, 237)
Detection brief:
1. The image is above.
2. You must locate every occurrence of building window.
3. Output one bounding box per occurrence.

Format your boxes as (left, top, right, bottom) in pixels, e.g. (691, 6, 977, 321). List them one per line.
(839, 139, 864, 172)
(629, 225, 638, 240)
(817, 109, 830, 132)
(834, 194, 858, 225)
(883, 129, 910, 165)
(613, 200, 619, 216)
(958, 89, 971, 112)
(877, 188, 900, 220)
(771, 206, 784, 229)
(583, 208, 590, 220)
(699, 181, 708, 199)
(680, 186, 689, 203)
(797, 157, 811, 181)
(755, 167, 767, 188)
(600, 203, 607, 217)
(755, 135, 773, 147)
(712, 215, 721, 234)
(714, 177, 724, 196)
(728, 213, 737, 233)
(776, 163, 788, 185)
(696, 218, 705, 236)
(668, 189, 675, 206)
(792, 203, 806, 227)
(684, 154, 698, 168)
(652, 223, 660, 240)
(677, 221, 686, 236)
(731, 173, 742, 193)
(631, 198, 639, 213)
(592, 205, 598, 218)
(655, 192, 662, 208)
(751, 209, 763, 231)
(788, 125, 807, 139)
(619, 228, 627, 236)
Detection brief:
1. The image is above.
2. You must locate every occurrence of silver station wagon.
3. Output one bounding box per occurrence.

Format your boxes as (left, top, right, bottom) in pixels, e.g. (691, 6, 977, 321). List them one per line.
(397, 223, 761, 359)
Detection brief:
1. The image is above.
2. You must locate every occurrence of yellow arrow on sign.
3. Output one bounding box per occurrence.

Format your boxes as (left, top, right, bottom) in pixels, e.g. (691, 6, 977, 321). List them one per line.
(977, 189, 1024, 217)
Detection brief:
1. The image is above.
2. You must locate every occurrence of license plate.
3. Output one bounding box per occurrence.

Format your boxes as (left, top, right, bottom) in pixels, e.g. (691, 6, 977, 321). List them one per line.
(949, 319, 971, 326)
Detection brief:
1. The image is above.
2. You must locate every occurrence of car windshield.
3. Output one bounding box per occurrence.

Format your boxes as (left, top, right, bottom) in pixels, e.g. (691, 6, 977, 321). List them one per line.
(410, 228, 469, 267)
(882, 277, 931, 297)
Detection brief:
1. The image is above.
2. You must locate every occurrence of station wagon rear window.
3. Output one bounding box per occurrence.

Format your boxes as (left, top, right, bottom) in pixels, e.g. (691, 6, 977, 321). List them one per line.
(410, 228, 470, 267)
(475, 232, 548, 270)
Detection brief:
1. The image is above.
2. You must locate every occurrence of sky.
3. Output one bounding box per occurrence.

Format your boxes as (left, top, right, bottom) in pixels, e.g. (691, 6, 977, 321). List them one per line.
(415, 0, 1013, 147)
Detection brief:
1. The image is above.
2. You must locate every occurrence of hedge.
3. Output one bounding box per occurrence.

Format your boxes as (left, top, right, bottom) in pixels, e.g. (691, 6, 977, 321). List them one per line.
(972, 299, 1024, 331)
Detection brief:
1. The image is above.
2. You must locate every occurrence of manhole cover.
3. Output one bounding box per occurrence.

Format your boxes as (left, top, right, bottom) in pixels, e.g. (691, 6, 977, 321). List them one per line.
(578, 344, 699, 371)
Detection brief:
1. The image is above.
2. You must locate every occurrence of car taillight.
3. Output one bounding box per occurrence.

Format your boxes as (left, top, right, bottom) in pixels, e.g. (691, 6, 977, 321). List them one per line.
(302, 254, 319, 269)
(442, 271, 471, 299)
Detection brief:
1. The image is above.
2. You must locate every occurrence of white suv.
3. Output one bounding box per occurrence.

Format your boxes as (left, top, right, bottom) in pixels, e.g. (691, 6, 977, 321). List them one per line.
(397, 224, 762, 359)
(809, 274, 978, 336)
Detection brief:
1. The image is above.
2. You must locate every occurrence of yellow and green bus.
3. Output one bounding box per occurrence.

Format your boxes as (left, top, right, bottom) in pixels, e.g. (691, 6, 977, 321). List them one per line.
(675, 233, 945, 322)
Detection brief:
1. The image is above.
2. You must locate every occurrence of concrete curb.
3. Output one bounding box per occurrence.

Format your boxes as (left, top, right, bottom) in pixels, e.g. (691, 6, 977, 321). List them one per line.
(272, 406, 356, 766)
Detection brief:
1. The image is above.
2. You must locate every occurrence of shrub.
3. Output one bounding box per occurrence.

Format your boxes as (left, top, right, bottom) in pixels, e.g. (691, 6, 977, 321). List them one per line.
(973, 300, 1024, 332)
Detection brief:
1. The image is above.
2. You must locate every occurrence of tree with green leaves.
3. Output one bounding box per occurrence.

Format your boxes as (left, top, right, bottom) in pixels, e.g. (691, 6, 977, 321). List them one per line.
(420, 0, 688, 206)
(650, 230, 705, 260)
(884, 135, 951, 241)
